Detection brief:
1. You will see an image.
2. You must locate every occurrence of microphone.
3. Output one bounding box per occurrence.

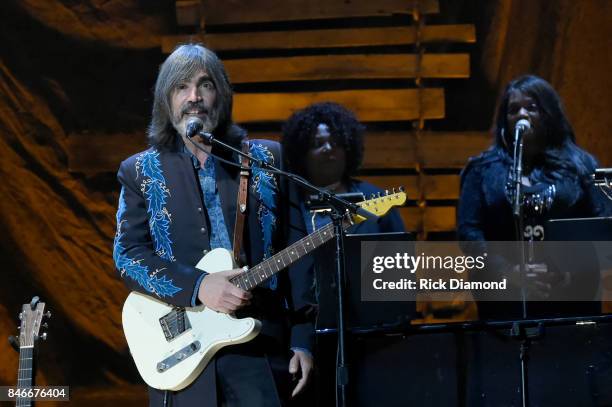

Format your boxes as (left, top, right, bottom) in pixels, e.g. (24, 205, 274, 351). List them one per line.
(185, 117, 214, 144)
(515, 119, 531, 141)
(185, 117, 204, 139)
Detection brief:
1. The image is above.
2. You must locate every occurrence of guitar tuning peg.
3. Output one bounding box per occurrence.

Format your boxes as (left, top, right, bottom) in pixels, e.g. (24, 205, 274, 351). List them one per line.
(45, 311, 52, 319)
(42, 323, 48, 329)
(392, 188, 396, 194)
(8, 335, 19, 352)
(377, 192, 382, 198)
(370, 193, 375, 200)
(41, 332, 48, 341)
(399, 186, 405, 192)
(30, 297, 40, 310)
(385, 189, 389, 195)
(19, 312, 23, 320)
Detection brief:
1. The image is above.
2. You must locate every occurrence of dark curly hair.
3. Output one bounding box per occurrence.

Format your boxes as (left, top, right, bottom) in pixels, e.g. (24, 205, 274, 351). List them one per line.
(282, 102, 365, 181)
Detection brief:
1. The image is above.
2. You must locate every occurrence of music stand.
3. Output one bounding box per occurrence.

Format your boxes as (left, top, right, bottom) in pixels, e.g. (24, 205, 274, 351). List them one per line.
(315, 231, 416, 332)
(547, 216, 612, 241)
(594, 168, 612, 201)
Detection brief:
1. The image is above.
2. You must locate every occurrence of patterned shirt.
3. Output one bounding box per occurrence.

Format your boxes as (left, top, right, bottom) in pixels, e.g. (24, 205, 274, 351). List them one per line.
(187, 150, 233, 306)
(188, 150, 232, 251)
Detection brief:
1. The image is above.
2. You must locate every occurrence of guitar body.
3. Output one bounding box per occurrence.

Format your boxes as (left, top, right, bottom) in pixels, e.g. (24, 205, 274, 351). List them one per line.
(122, 248, 261, 391)
(121, 191, 406, 391)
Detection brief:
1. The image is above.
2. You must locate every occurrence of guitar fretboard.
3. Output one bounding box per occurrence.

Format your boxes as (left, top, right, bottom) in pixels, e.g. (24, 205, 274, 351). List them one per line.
(230, 222, 337, 290)
(16, 346, 33, 407)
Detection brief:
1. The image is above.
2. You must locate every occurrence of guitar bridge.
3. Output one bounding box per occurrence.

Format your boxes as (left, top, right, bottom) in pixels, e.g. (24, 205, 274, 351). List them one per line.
(159, 308, 191, 341)
(157, 341, 201, 373)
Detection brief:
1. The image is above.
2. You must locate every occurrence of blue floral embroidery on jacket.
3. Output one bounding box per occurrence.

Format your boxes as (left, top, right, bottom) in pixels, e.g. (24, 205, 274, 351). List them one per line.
(250, 143, 278, 289)
(136, 151, 175, 261)
(113, 188, 181, 298)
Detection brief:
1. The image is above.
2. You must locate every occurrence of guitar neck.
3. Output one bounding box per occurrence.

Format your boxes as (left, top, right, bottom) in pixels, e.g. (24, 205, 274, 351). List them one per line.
(231, 221, 337, 290)
(16, 346, 34, 407)
(228, 190, 406, 291)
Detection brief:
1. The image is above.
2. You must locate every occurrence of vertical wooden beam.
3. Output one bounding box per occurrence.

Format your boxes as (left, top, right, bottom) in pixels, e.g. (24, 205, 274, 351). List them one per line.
(175, 0, 202, 26)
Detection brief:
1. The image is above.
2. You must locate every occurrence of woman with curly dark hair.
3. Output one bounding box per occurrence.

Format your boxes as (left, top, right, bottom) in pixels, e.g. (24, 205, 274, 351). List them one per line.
(282, 102, 364, 192)
(458, 74, 610, 320)
(281, 102, 406, 405)
(282, 102, 404, 233)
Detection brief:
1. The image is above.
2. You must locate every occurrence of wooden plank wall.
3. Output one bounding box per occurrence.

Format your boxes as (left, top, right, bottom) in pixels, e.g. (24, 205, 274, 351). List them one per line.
(196, 0, 440, 24)
(67, 0, 486, 236)
(162, 25, 477, 51)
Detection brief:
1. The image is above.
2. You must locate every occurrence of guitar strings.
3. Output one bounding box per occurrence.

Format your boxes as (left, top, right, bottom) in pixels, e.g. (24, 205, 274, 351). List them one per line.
(162, 221, 336, 330)
(17, 346, 33, 405)
(235, 222, 335, 290)
(162, 194, 399, 326)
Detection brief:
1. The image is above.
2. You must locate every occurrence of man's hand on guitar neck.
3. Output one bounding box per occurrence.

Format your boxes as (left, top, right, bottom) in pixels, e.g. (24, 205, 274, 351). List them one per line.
(197, 269, 252, 313)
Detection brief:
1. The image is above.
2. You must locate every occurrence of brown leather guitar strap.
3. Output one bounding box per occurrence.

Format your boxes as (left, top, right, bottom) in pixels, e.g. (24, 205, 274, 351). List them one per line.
(232, 140, 250, 265)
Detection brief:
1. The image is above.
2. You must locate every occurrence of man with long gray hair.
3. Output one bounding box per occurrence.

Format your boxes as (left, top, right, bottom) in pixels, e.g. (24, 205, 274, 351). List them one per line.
(113, 43, 314, 406)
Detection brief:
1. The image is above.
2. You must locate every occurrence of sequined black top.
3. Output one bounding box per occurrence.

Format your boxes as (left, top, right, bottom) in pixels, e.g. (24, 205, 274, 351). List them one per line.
(458, 148, 608, 243)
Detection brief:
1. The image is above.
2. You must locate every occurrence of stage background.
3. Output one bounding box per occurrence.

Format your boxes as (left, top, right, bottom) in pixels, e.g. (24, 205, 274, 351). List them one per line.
(0, 0, 610, 404)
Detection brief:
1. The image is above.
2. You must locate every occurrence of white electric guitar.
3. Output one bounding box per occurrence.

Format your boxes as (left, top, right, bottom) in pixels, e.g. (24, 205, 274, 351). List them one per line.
(122, 190, 406, 390)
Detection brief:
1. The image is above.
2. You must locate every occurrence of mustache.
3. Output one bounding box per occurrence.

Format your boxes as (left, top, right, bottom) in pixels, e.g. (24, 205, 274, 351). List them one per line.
(181, 102, 209, 116)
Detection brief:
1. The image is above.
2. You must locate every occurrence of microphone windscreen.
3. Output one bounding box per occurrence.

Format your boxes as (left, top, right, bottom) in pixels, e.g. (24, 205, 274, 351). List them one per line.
(516, 119, 531, 132)
(185, 117, 204, 138)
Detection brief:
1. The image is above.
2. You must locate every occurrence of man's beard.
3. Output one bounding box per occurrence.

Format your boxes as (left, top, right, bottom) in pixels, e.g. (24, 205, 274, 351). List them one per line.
(172, 103, 219, 137)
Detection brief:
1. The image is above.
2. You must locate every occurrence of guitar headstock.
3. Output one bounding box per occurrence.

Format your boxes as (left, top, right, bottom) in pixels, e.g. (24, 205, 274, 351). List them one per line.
(353, 188, 407, 224)
(18, 297, 50, 348)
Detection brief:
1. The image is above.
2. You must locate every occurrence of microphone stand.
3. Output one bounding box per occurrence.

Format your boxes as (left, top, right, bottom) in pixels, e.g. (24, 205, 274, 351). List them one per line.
(511, 125, 528, 320)
(510, 126, 531, 407)
(192, 132, 376, 407)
